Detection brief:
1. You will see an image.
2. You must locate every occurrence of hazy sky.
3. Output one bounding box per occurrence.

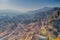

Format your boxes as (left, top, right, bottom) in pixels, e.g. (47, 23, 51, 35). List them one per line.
(0, 0, 60, 12)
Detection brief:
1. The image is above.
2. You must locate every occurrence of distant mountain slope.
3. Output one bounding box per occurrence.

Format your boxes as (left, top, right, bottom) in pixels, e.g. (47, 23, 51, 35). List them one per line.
(12, 7, 60, 24)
